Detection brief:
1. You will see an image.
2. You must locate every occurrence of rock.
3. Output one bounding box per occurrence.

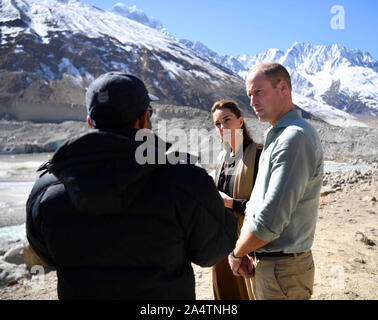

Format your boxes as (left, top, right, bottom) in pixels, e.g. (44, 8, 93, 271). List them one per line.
(319, 198, 327, 206)
(353, 257, 366, 264)
(320, 188, 336, 196)
(4, 244, 25, 265)
(22, 242, 50, 270)
(362, 195, 377, 202)
(6, 279, 18, 287)
(0, 248, 5, 256)
(0, 240, 23, 257)
(0, 260, 29, 287)
(355, 231, 376, 246)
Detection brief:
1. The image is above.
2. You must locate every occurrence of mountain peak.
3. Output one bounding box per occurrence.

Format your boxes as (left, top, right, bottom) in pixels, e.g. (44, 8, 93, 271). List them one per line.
(279, 42, 378, 75)
(111, 2, 166, 33)
(0, 0, 249, 118)
(1, 0, 377, 123)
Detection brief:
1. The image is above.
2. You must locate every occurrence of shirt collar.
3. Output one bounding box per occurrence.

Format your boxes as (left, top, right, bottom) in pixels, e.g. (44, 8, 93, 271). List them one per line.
(263, 107, 302, 148)
(273, 107, 302, 129)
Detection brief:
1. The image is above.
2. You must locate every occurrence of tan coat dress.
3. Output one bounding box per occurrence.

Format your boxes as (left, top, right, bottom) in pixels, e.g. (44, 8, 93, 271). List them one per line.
(212, 141, 262, 300)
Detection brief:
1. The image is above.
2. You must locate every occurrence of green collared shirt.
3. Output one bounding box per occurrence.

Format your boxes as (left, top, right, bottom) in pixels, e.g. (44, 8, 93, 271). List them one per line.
(244, 109, 324, 253)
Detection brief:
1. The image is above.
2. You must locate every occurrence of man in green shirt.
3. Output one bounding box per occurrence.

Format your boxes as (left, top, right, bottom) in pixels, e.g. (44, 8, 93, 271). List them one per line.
(228, 62, 324, 300)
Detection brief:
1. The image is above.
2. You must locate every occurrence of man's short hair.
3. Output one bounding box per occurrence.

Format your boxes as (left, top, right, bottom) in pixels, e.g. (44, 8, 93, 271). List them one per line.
(249, 62, 292, 92)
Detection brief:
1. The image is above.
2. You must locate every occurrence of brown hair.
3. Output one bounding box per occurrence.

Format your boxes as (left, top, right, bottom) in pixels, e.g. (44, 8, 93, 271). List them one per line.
(211, 100, 253, 143)
(249, 62, 292, 92)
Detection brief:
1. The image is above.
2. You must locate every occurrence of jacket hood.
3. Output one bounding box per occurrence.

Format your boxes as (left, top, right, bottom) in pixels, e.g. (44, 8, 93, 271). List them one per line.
(38, 128, 169, 215)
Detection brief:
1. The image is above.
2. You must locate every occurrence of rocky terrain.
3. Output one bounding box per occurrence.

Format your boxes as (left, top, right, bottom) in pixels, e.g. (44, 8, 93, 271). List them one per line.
(1, 104, 378, 165)
(1, 0, 377, 301)
(0, 103, 377, 300)
(1, 167, 377, 300)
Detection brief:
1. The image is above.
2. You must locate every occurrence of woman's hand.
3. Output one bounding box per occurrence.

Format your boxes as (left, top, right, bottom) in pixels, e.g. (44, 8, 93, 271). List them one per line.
(219, 191, 233, 209)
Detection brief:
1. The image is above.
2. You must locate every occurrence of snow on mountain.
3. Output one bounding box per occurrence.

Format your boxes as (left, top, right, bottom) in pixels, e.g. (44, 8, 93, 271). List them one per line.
(267, 43, 378, 119)
(235, 49, 285, 79)
(108, 4, 378, 124)
(178, 40, 219, 61)
(184, 40, 378, 122)
(1, 0, 177, 55)
(1, 0, 377, 126)
(110, 2, 170, 35)
(292, 93, 368, 127)
(0, 0, 250, 121)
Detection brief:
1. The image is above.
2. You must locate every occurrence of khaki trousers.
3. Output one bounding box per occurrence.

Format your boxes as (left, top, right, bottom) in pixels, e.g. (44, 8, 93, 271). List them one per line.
(251, 251, 315, 300)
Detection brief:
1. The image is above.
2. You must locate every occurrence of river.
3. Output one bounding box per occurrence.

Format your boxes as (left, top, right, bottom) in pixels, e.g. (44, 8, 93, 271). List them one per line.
(0, 153, 374, 245)
(0, 153, 51, 244)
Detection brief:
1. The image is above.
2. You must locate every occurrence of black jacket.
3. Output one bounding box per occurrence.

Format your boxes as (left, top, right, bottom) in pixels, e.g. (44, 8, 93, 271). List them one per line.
(26, 128, 237, 300)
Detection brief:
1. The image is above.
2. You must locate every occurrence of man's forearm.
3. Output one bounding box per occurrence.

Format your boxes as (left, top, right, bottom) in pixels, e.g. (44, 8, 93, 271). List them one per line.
(233, 229, 269, 257)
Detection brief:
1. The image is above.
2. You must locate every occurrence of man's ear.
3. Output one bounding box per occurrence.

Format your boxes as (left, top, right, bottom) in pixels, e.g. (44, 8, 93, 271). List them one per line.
(279, 80, 290, 97)
(87, 116, 94, 128)
(134, 112, 148, 129)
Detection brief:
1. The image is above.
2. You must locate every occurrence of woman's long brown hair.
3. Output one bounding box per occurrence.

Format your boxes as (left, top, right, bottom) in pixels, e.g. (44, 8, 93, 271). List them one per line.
(211, 100, 254, 143)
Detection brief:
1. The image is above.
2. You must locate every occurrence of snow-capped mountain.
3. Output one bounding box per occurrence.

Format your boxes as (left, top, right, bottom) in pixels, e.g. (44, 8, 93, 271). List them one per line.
(235, 49, 286, 79)
(83, 2, 378, 122)
(182, 40, 378, 122)
(1, 0, 377, 126)
(111, 2, 169, 35)
(237, 43, 378, 122)
(0, 0, 249, 122)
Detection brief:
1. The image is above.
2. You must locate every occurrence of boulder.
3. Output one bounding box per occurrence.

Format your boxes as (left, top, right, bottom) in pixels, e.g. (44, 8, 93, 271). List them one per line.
(22, 242, 50, 270)
(0, 240, 23, 257)
(0, 259, 28, 287)
(4, 244, 25, 265)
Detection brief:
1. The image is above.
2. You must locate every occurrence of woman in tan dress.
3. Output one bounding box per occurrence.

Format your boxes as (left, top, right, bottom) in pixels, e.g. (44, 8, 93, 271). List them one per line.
(211, 100, 263, 300)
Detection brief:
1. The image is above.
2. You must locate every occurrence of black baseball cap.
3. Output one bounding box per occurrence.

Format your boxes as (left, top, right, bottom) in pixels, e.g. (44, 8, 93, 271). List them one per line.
(86, 72, 158, 128)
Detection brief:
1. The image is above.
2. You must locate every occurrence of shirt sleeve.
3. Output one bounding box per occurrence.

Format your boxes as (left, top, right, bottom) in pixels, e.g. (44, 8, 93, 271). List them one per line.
(247, 129, 316, 242)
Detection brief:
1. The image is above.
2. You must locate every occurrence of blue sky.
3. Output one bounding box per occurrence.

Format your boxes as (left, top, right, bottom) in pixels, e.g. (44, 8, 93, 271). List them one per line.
(82, 0, 378, 59)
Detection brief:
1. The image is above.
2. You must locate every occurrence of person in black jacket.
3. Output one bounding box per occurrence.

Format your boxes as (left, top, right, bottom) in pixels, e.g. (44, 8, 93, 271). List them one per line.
(26, 72, 238, 300)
